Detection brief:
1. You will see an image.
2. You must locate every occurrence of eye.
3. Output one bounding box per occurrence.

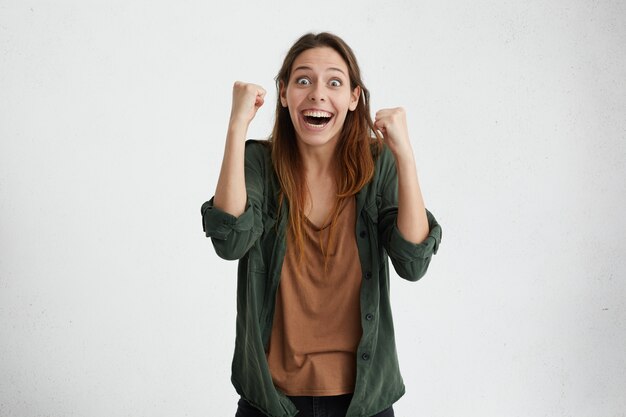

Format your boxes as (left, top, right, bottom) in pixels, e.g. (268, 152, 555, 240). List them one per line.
(296, 77, 311, 86)
(329, 79, 342, 87)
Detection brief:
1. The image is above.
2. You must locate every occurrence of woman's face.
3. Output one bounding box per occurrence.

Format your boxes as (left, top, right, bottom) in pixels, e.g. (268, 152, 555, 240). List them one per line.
(280, 47, 360, 152)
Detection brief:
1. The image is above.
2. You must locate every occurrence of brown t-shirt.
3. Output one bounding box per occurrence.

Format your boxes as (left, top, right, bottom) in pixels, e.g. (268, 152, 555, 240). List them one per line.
(266, 197, 363, 396)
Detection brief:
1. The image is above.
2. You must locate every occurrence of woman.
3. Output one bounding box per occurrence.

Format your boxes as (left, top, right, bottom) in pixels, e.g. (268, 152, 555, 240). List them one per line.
(201, 32, 442, 417)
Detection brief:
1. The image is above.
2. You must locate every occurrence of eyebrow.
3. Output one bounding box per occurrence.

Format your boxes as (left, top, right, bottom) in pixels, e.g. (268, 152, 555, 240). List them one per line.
(292, 65, 347, 76)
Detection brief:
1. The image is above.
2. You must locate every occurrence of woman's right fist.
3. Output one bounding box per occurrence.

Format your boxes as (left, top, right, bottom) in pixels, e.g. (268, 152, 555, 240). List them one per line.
(229, 81, 266, 127)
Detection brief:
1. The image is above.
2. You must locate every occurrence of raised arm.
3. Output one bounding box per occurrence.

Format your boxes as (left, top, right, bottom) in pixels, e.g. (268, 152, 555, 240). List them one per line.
(374, 107, 428, 243)
(213, 81, 266, 217)
(201, 81, 267, 260)
(374, 107, 442, 281)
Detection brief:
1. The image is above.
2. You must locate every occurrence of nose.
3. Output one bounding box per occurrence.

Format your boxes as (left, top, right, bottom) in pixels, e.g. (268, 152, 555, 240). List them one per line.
(308, 83, 326, 102)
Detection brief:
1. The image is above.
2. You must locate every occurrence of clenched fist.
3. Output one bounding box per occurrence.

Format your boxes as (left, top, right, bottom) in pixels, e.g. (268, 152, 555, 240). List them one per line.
(229, 81, 267, 127)
(374, 107, 413, 158)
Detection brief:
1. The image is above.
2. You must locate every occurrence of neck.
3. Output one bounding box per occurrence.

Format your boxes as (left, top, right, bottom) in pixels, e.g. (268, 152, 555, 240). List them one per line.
(296, 139, 339, 178)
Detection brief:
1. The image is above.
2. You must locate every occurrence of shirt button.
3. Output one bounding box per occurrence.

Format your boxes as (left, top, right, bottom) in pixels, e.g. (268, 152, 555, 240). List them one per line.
(365, 313, 374, 321)
(364, 271, 372, 279)
(359, 230, 367, 238)
(362, 352, 370, 361)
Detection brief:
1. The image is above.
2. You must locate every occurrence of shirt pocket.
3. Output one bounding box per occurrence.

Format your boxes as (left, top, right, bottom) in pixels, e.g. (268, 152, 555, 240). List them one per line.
(363, 197, 381, 247)
(363, 195, 381, 224)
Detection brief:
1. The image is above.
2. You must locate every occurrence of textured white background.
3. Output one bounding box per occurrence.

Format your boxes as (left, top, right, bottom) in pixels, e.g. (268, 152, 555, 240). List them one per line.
(1, 1, 625, 416)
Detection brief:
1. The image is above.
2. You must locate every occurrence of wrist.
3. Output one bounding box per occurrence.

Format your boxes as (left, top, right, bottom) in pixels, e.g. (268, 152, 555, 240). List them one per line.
(227, 119, 250, 140)
(228, 112, 252, 130)
(390, 143, 415, 166)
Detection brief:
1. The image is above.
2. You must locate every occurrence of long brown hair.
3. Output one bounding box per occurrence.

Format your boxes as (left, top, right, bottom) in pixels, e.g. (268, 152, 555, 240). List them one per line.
(270, 32, 382, 266)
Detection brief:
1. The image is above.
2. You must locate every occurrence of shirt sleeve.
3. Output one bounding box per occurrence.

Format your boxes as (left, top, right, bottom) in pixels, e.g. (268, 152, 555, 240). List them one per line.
(200, 140, 265, 260)
(377, 146, 443, 281)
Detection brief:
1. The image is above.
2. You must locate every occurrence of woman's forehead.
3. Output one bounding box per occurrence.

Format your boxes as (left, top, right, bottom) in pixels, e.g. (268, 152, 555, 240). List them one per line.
(291, 47, 349, 74)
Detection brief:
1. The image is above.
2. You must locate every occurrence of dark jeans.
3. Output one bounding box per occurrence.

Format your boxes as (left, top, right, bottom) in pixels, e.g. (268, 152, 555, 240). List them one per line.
(235, 394, 395, 417)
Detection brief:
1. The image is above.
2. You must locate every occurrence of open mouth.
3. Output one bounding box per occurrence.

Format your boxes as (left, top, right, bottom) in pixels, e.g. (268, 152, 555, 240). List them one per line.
(302, 110, 333, 128)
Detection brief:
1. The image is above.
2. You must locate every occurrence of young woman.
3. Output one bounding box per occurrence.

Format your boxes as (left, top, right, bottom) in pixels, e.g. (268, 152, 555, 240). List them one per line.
(201, 32, 442, 417)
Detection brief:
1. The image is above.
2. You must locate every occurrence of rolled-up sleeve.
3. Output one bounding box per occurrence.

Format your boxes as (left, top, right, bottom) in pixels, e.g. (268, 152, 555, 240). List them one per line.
(377, 146, 443, 281)
(384, 208, 442, 281)
(201, 197, 255, 239)
(200, 140, 265, 260)
(201, 197, 262, 260)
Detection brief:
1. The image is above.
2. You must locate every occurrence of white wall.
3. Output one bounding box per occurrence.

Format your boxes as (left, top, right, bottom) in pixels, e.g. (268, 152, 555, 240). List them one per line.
(1, 1, 625, 416)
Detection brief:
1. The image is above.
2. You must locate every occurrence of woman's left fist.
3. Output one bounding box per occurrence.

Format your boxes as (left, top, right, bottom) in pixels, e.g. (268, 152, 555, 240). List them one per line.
(374, 107, 412, 156)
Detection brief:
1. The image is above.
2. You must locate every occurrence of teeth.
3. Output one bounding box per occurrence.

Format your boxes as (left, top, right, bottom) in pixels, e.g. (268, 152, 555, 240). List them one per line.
(302, 110, 332, 118)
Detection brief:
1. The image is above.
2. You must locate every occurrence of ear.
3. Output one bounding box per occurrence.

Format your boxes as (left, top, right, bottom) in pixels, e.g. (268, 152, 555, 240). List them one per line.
(349, 85, 360, 111)
(279, 80, 288, 108)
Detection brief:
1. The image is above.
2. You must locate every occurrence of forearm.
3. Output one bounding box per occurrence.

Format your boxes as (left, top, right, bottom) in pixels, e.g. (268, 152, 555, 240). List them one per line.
(213, 123, 248, 217)
(395, 150, 430, 244)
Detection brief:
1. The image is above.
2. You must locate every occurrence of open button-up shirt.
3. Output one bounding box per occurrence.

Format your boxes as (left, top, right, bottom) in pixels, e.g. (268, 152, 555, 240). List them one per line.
(201, 139, 442, 417)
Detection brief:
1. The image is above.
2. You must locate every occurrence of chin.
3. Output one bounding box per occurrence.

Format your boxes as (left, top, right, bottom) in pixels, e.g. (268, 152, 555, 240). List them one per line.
(295, 131, 340, 149)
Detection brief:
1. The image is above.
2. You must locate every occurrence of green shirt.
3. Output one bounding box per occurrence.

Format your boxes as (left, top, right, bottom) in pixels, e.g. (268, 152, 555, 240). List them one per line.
(201, 139, 442, 417)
